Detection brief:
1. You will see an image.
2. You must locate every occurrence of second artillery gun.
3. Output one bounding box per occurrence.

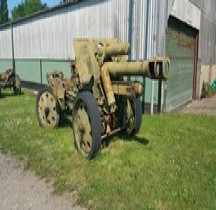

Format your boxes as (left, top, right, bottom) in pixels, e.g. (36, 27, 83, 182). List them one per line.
(36, 38, 170, 159)
(0, 69, 21, 97)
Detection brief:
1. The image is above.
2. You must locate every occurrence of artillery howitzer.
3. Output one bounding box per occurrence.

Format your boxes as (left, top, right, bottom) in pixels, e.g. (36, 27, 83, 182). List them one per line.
(36, 38, 170, 159)
(0, 69, 21, 97)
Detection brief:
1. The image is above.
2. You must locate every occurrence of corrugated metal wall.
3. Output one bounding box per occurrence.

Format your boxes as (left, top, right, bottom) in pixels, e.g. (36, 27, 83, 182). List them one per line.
(189, 0, 216, 63)
(157, 0, 174, 55)
(0, 0, 173, 108)
(0, 0, 172, 60)
(13, 0, 114, 59)
(1, 0, 214, 65)
(0, 0, 131, 59)
(0, 26, 12, 58)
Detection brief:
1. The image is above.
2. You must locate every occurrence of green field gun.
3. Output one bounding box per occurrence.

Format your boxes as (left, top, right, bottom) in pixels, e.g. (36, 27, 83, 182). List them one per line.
(36, 38, 170, 159)
(0, 69, 21, 97)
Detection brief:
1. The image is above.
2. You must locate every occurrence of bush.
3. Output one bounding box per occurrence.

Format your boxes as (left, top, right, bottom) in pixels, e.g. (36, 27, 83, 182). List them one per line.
(201, 82, 216, 98)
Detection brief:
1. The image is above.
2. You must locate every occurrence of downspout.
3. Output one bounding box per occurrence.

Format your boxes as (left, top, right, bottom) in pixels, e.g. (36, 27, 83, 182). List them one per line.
(193, 32, 199, 99)
(150, 0, 159, 115)
(144, 0, 150, 59)
(150, 0, 155, 115)
(127, 0, 134, 82)
(153, 0, 157, 56)
(135, 0, 141, 60)
(128, 0, 134, 60)
(10, 22, 15, 71)
(157, 0, 162, 113)
(156, 0, 163, 113)
(142, 0, 150, 112)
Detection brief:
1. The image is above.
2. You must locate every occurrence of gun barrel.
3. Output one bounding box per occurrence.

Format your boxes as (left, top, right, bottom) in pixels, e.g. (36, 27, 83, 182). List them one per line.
(98, 43, 130, 57)
(103, 57, 170, 80)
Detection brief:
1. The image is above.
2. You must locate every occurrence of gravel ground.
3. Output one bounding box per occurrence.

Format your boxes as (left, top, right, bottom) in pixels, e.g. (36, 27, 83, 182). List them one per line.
(0, 153, 84, 210)
(180, 95, 216, 116)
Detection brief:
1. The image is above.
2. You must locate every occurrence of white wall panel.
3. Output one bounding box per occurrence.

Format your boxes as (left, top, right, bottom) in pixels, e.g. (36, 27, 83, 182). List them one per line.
(171, 0, 201, 30)
(0, 0, 168, 60)
(13, 0, 116, 59)
(0, 27, 12, 59)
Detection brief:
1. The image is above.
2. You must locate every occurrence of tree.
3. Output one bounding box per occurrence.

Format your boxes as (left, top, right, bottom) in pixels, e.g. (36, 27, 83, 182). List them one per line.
(11, 0, 48, 20)
(0, 0, 9, 25)
(61, 0, 79, 4)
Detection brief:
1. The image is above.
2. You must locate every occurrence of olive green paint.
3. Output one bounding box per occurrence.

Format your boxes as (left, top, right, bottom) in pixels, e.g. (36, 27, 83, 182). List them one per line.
(130, 75, 159, 105)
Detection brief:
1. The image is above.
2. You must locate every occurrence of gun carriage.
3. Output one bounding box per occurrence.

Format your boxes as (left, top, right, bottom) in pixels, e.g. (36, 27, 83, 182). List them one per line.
(36, 38, 170, 159)
(0, 69, 21, 97)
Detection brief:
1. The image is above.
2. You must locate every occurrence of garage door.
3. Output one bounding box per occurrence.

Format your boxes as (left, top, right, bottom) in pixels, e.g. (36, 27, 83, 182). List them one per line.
(165, 17, 197, 111)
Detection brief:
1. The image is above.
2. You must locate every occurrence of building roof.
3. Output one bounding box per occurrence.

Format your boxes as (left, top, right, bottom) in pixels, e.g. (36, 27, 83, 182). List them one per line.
(0, 0, 81, 29)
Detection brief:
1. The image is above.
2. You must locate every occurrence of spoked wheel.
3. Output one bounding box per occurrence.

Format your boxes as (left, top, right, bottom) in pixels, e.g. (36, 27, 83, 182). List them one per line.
(125, 96, 142, 136)
(13, 75, 21, 95)
(73, 91, 102, 160)
(36, 87, 60, 128)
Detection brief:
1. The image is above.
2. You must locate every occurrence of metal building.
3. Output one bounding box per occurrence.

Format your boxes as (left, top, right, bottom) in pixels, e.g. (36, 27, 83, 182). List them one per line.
(0, 0, 215, 112)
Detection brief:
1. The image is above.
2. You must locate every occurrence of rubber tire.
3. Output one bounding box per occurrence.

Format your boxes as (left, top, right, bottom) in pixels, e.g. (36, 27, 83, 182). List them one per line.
(13, 75, 21, 95)
(36, 86, 60, 128)
(73, 91, 102, 160)
(128, 96, 142, 136)
(0, 83, 2, 97)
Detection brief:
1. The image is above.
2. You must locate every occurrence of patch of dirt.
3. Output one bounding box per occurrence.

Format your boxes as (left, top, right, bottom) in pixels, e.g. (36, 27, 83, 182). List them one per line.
(0, 153, 85, 210)
(180, 95, 216, 116)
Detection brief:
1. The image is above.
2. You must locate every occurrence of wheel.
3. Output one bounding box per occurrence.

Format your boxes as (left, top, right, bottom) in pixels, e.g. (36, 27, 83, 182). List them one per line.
(36, 87, 60, 128)
(125, 96, 142, 136)
(13, 75, 21, 95)
(72, 91, 102, 160)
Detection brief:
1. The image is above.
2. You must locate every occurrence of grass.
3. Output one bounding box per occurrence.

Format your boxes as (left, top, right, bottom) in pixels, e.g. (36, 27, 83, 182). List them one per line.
(0, 90, 216, 209)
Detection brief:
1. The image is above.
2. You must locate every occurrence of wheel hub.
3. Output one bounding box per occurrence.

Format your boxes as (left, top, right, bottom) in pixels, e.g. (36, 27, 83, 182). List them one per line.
(74, 102, 93, 156)
(44, 107, 50, 118)
(36, 89, 60, 128)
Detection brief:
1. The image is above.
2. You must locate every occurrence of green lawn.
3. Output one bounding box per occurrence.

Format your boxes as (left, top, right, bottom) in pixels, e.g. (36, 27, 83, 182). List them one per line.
(0, 90, 215, 209)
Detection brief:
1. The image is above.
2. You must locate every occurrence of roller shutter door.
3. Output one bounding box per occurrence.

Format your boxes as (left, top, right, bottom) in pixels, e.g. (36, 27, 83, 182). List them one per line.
(165, 17, 196, 111)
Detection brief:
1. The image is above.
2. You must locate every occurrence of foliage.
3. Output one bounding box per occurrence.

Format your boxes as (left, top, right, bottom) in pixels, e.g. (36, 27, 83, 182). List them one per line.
(61, 0, 78, 4)
(11, 0, 47, 20)
(201, 82, 216, 99)
(0, 90, 216, 209)
(0, 0, 9, 25)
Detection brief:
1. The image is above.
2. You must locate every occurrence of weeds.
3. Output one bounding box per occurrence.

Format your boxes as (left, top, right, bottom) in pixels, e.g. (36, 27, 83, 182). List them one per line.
(0, 90, 216, 209)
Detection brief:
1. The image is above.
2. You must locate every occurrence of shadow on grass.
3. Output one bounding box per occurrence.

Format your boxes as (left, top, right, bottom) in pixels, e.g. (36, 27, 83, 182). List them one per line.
(57, 113, 150, 147)
(0, 91, 24, 98)
(59, 113, 72, 128)
(103, 132, 149, 148)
